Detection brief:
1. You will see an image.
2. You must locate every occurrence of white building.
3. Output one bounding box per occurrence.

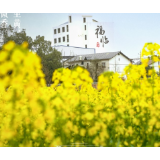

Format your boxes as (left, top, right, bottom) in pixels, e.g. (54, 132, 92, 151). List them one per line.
(52, 14, 114, 56)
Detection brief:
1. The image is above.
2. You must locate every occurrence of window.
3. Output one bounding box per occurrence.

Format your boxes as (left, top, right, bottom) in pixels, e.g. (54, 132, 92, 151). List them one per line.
(84, 25, 86, 30)
(96, 63, 98, 69)
(81, 61, 84, 65)
(67, 35, 69, 42)
(62, 27, 65, 32)
(87, 63, 89, 69)
(66, 25, 69, 32)
(63, 37, 65, 42)
(54, 29, 56, 34)
(67, 44, 69, 46)
(54, 38, 57, 44)
(119, 58, 120, 61)
(58, 37, 61, 43)
(85, 35, 87, 40)
(58, 28, 60, 33)
(85, 45, 87, 48)
(83, 18, 86, 23)
(102, 62, 106, 68)
(69, 16, 72, 23)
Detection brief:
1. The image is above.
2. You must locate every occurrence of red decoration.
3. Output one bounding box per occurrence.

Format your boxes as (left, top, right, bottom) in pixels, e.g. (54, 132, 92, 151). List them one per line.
(96, 42, 100, 47)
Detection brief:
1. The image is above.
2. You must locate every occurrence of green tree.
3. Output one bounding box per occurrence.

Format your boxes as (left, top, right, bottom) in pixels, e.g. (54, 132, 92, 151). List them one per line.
(32, 35, 62, 84)
(0, 26, 62, 84)
(0, 26, 33, 50)
(43, 49, 62, 85)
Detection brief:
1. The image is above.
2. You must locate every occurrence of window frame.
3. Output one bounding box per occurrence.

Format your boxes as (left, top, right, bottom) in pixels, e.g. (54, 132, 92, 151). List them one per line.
(102, 62, 106, 68)
(85, 35, 87, 40)
(66, 25, 69, 32)
(62, 27, 65, 32)
(54, 29, 56, 34)
(83, 18, 86, 23)
(87, 63, 89, 69)
(54, 38, 57, 44)
(58, 37, 61, 43)
(67, 35, 69, 42)
(58, 28, 60, 33)
(69, 16, 72, 23)
(63, 36, 65, 42)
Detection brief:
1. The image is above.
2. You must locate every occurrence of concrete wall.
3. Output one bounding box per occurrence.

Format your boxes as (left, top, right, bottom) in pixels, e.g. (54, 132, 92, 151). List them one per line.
(52, 45, 95, 56)
(150, 61, 160, 73)
(109, 54, 131, 74)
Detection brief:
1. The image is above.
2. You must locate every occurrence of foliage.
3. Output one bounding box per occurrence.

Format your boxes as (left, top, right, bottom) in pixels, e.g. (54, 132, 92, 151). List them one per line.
(0, 27, 62, 84)
(32, 36, 62, 84)
(1, 41, 160, 147)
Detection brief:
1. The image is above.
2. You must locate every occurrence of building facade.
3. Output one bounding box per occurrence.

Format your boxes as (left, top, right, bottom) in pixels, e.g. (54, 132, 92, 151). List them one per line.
(64, 51, 131, 81)
(52, 14, 114, 56)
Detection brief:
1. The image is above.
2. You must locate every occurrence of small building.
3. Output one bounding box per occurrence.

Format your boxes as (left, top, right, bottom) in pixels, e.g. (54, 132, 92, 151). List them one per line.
(64, 51, 131, 81)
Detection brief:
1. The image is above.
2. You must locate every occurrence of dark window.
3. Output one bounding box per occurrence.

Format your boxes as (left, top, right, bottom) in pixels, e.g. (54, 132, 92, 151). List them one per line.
(63, 37, 65, 42)
(54, 29, 56, 34)
(84, 25, 86, 30)
(81, 61, 84, 65)
(83, 18, 86, 23)
(58, 37, 61, 43)
(102, 62, 106, 68)
(87, 63, 89, 69)
(96, 63, 98, 69)
(62, 27, 65, 32)
(67, 35, 69, 42)
(85, 35, 87, 40)
(67, 44, 69, 46)
(69, 16, 72, 23)
(54, 39, 57, 44)
(85, 45, 87, 48)
(58, 28, 60, 33)
(66, 25, 69, 32)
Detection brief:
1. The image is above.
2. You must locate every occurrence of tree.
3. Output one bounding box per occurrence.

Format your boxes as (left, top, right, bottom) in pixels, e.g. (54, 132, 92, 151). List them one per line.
(43, 49, 62, 85)
(0, 26, 33, 50)
(0, 25, 62, 84)
(87, 59, 104, 82)
(32, 36, 62, 84)
(0, 25, 14, 48)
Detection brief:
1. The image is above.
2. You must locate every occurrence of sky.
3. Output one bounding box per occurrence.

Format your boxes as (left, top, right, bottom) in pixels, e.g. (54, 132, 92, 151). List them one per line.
(2, 13, 160, 59)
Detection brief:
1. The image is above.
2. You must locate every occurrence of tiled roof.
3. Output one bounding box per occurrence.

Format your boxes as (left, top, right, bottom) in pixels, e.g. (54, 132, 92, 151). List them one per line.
(66, 51, 130, 62)
(135, 59, 160, 65)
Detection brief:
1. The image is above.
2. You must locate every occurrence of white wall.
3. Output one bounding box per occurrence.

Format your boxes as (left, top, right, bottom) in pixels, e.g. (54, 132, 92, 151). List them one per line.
(52, 46, 95, 56)
(150, 61, 160, 73)
(109, 54, 131, 74)
(87, 22, 114, 53)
